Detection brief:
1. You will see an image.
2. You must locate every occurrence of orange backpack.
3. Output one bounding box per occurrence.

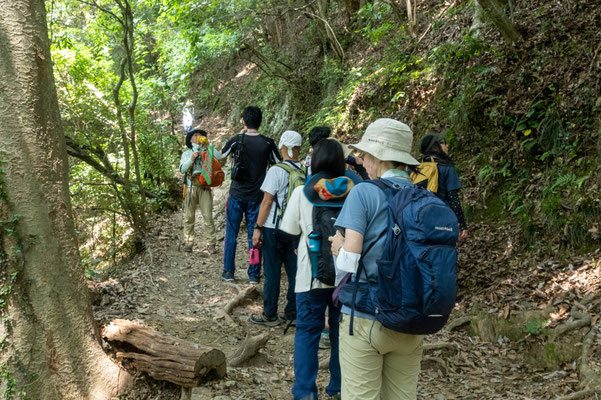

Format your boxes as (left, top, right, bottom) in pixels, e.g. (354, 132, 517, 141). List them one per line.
(195, 145, 224, 187)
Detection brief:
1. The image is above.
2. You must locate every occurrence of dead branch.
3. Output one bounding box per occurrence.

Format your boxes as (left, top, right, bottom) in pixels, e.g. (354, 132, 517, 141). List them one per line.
(418, 1, 457, 43)
(446, 315, 472, 331)
(589, 41, 601, 72)
(304, 11, 345, 61)
(229, 332, 271, 367)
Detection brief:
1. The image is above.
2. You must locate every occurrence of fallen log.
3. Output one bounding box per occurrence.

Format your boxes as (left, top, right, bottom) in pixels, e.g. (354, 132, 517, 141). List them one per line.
(103, 319, 226, 387)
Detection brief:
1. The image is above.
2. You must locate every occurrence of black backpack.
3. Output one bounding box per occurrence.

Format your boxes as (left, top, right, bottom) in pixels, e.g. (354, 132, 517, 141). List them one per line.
(230, 134, 247, 181)
(307, 205, 341, 286)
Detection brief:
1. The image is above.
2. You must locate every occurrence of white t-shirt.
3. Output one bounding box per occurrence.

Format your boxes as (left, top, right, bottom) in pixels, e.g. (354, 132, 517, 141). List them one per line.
(260, 160, 302, 229)
(279, 186, 333, 293)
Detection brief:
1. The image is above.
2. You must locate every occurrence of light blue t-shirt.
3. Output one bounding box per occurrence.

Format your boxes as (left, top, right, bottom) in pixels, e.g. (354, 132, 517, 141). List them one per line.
(335, 171, 413, 317)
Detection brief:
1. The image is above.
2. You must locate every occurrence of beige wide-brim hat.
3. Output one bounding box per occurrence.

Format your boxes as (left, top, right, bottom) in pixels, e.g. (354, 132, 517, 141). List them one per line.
(327, 138, 352, 158)
(349, 118, 420, 166)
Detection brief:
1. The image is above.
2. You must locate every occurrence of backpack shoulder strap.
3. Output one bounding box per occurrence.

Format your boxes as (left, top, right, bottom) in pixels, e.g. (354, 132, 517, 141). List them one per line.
(275, 162, 293, 173)
(276, 160, 303, 172)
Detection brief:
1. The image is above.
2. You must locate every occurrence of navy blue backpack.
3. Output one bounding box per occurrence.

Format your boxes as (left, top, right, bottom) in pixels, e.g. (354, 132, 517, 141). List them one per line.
(365, 179, 458, 335)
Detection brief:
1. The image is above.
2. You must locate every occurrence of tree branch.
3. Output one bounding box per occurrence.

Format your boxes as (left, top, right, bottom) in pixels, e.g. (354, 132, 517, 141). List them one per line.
(64, 136, 159, 200)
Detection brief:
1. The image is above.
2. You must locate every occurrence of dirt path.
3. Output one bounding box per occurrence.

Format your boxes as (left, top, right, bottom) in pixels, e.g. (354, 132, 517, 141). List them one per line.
(92, 118, 600, 399)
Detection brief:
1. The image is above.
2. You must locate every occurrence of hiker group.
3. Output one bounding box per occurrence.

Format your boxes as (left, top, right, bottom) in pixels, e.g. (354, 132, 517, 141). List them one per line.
(179, 106, 468, 400)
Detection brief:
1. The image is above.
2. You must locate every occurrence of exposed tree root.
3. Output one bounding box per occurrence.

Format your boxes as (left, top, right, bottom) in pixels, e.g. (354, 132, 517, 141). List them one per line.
(579, 326, 599, 390)
(422, 356, 452, 376)
(181, 387, 192, 400)
(446, 315, 472, 331)
(554, 313, 592, 336)
(423, 342, 458, 353)
(556, 389, 596, 400)
(319, 356, 330, 370)
(556, 326, 600, 400)
(214, 285, 258, 324)
(229, 332, 271, 367)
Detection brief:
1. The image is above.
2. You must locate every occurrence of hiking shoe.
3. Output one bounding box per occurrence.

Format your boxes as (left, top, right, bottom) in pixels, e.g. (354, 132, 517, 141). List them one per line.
(221, 271, 234, 282)
(182, 244, 193, 253)
(249, 313, 281, 327)
(278, 311, 296, 322)
(319, 331, 331, 349)
(249, 275, 260, 284)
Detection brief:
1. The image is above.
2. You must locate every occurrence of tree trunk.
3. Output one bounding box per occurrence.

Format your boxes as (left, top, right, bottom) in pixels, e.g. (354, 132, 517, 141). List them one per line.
(311, 0, 345, 61)
(470, 0, 486, 37)
(476, 0, 522, 43)
(0, 1, 131, 399)
(119, 0, 147, 209)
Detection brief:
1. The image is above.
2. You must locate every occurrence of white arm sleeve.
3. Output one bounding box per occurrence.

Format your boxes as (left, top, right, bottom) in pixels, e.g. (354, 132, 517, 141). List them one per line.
(335, 247, 361, 274)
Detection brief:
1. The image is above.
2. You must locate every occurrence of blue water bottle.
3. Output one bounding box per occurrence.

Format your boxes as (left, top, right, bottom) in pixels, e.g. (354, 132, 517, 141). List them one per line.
(307, 233, 321, 278)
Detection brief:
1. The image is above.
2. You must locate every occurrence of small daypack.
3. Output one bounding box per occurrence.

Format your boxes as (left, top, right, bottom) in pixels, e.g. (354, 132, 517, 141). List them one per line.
(370, 179, 458, 335)
(308, 206, 341, 286)
(410, 157, 439, 193)
(272, 161, 306, 227)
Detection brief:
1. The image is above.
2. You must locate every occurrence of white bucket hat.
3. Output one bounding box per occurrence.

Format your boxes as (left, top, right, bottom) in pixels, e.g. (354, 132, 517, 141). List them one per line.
(279, 130, 302, 158)
(349, 118, 419, 166)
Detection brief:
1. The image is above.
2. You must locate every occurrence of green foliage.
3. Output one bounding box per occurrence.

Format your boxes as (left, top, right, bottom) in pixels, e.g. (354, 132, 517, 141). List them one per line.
(524, 318, 548, 336)
(45, 0, 601, 254)
(356, 2, 395, 46)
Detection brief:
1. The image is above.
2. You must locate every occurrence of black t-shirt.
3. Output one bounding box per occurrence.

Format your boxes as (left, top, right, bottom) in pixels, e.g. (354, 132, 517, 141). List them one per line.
(222, 133, 281, 202)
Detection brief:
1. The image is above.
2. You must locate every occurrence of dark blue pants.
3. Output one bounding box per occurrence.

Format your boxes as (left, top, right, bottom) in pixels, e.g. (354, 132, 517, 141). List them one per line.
(223, 194, 261, 277)
(293, 289, 341, 399)
(262, 227, 296, 318)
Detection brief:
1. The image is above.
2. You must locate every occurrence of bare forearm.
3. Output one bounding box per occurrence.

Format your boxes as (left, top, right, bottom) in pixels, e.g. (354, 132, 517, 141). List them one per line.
(256, 195, 274, 227)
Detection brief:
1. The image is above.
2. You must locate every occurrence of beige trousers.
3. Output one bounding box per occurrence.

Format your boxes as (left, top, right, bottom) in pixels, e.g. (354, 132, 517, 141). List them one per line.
(183, 185, 216, 246)
(339, 314, 423, 400)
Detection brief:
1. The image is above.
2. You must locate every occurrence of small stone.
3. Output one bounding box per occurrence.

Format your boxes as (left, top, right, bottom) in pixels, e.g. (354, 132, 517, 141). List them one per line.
(157, 308, 168, 317)
(225, 380, 236, 388)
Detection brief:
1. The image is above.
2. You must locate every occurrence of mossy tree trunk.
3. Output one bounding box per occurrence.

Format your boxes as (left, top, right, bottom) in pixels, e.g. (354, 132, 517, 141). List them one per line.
(0, 1, 131, 398)
(476, 0, 522, 43)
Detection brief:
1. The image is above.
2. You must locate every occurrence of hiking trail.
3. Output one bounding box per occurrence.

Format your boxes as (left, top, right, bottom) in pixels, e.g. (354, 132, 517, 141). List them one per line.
(91, 120, 601, 400)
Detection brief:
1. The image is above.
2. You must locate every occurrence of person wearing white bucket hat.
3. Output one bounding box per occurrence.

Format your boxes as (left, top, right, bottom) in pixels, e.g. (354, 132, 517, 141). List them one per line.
(328, 118, 423, 400)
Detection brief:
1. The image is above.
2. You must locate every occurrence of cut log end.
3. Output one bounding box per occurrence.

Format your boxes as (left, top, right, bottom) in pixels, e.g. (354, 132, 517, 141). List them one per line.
(103, 319, 226, 387)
